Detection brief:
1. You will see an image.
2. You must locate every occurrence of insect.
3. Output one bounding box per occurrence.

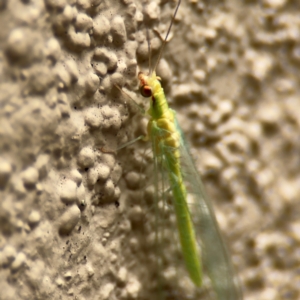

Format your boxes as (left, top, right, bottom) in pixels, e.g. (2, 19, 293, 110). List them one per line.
(121, 0, 242, 299)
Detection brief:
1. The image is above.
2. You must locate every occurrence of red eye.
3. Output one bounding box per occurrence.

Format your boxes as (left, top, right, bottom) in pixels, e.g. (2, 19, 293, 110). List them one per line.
(140, 85, 152, 98)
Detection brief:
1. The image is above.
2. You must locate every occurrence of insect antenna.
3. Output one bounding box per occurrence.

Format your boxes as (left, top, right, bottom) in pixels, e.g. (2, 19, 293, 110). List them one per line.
(146, 25, 152, 75)
(152, 0, 181, 74)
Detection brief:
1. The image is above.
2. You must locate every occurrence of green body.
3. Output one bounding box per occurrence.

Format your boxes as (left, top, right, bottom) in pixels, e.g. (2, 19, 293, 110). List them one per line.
(138, 70, 242, 299)
(140, 71, 202, 286)
(148, 86, 202, 287)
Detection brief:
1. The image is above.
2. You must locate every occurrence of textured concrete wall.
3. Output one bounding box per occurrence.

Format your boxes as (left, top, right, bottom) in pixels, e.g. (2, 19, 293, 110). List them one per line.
(0, 0, 300, 299)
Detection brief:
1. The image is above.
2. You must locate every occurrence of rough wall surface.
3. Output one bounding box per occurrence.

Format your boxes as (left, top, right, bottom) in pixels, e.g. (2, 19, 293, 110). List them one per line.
(0, 0, 299, 299)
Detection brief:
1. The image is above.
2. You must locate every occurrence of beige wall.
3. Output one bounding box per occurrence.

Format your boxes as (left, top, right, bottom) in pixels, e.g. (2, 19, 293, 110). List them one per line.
(0, 0, 299, 299)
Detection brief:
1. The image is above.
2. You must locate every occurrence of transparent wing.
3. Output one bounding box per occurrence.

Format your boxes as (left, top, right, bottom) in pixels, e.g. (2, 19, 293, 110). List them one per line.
(149, 120, 202, 299)
(146, 113, 242, 299)
(175, 116, 243, 300)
